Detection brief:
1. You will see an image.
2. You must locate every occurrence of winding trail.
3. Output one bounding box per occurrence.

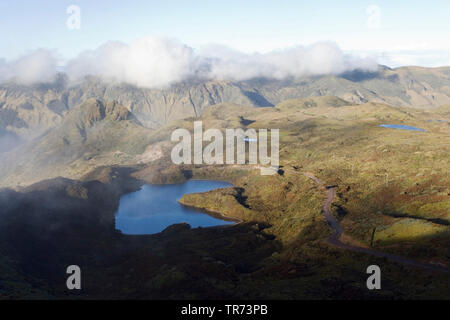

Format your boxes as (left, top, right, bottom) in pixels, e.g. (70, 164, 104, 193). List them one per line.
(302, 172, 450, 274)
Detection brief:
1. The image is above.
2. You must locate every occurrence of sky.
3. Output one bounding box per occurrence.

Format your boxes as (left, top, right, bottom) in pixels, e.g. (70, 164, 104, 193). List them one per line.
(0, 0, 449, 86)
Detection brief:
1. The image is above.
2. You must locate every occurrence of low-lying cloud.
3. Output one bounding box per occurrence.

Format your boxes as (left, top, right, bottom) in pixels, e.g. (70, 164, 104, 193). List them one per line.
(200, 43, 377, 81)
(0, 37, 378, 88)
(0, 49, 59, 85)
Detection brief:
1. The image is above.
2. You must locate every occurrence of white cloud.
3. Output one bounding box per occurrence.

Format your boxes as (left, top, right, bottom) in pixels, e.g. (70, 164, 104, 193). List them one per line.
(377, 51, 450, 68)
(200, 42, 377, 81)
(65, 37, 197, 87)
(0, 49, 58, 85)
(0, 37, 378, 87)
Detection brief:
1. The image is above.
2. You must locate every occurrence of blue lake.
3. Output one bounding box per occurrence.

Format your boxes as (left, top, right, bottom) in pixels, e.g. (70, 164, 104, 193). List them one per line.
(115, 180, 234, 235)
(380, 124, 426, 132)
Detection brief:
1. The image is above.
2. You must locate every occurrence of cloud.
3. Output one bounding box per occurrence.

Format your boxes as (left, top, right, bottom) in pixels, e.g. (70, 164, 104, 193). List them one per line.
(0, 49, 59, 85)
(65, 38, 197, 87)
(377, 51, 450, 68)
(200, 42, 377, 81)
(0, 37, 378, 87)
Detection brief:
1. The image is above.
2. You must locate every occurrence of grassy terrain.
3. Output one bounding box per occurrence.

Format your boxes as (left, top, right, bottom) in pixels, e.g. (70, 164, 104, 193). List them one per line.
(158, 96, 449, 269)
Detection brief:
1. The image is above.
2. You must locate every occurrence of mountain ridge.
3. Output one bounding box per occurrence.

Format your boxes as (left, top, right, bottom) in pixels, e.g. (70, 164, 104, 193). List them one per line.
(1, 65, 450, 144)
(0, 98, 154, 187)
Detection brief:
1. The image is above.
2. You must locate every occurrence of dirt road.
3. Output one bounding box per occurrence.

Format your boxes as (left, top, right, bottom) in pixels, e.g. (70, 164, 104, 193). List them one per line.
(303, 172, 450, 274)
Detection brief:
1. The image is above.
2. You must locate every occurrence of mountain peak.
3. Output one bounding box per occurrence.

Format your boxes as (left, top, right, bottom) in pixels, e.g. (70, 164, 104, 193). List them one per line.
(75, 98, 133, 127)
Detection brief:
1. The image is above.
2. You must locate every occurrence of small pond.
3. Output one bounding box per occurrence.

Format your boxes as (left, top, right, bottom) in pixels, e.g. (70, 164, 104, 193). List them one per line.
(380, 124, 426, 132)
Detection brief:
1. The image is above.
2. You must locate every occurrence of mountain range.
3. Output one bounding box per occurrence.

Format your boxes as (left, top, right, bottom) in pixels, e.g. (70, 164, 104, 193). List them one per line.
(1, 65, 450, 187)
(2, 65, 450, 141)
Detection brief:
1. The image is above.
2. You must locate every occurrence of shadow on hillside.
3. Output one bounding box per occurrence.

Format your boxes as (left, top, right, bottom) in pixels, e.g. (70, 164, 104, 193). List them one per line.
(340, 70, 380, 82)
(242, 90, 274, 107)
(0, 172, 281, 299)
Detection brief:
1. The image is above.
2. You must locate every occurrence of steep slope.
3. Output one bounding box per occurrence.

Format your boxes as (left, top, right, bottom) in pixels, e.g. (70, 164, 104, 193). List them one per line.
(0, 99, 154, 187)
(0, 78, 267, 140)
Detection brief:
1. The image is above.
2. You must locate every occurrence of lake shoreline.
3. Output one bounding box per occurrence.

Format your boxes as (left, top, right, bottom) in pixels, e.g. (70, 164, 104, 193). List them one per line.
(115, 179, 237, 235)
(177, 201, 243, 225)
